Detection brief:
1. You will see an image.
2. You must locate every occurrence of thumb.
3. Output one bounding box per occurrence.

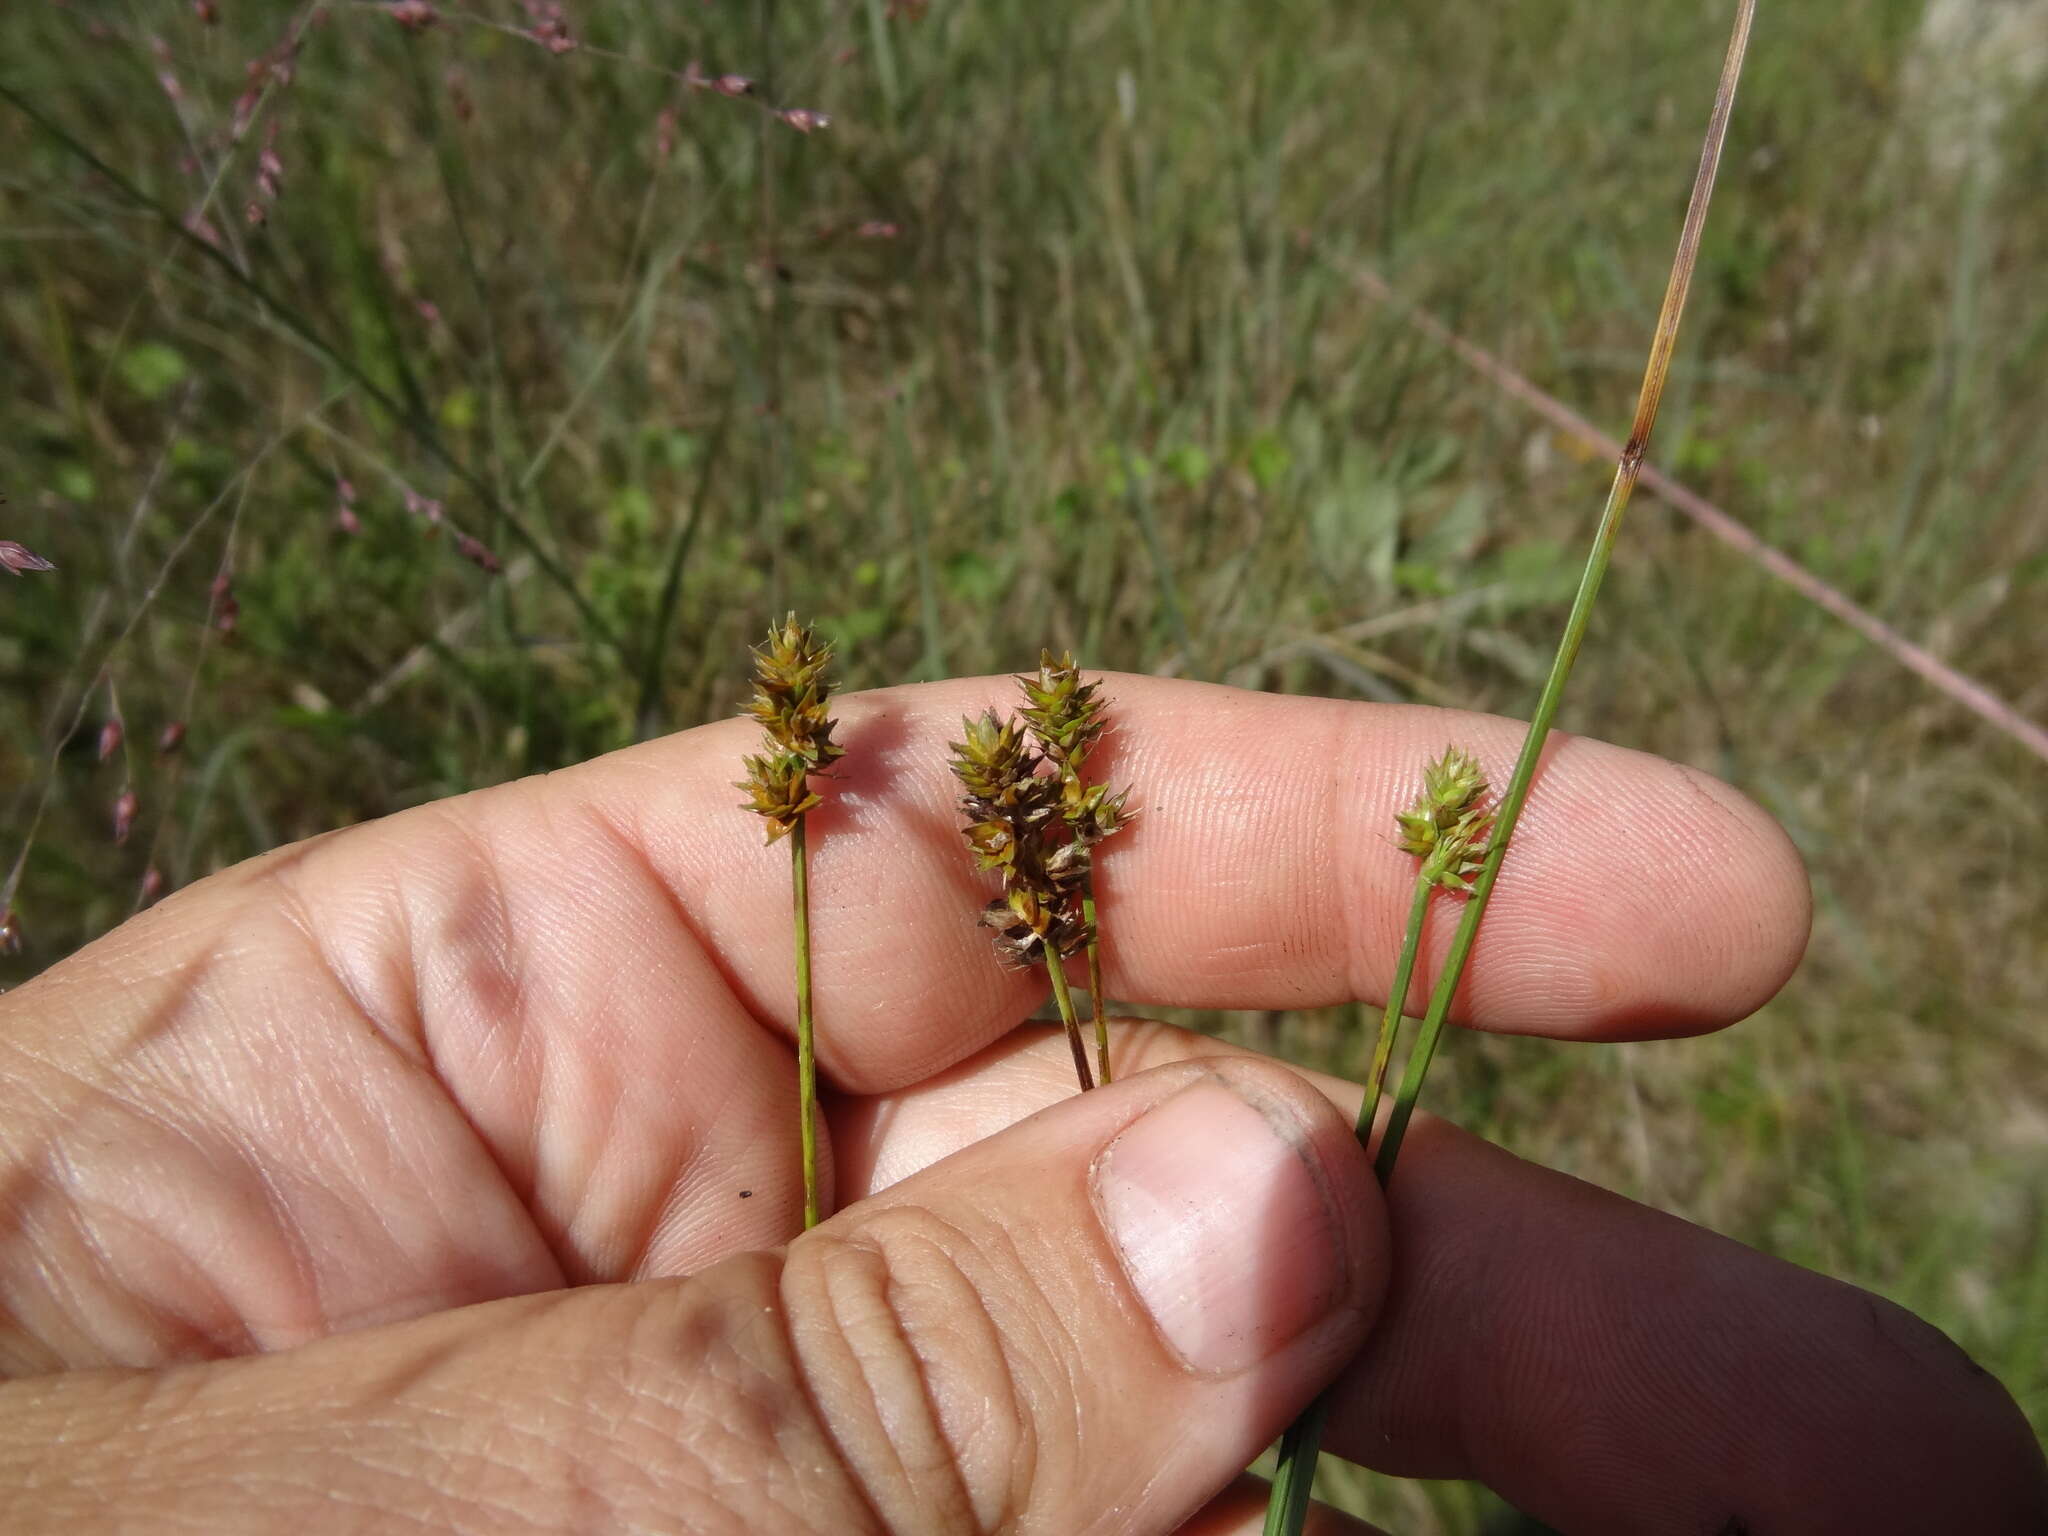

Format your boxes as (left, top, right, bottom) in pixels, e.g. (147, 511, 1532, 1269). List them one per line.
(1, 1058, 1387, 1535)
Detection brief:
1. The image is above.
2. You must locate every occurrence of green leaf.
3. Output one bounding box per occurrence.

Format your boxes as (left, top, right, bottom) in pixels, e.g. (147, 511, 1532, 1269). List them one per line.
(1049, 486, 1088, 532)
(1483, 538, 1578, 606)
(657, 429, 700, 471)
(1394, 432, 1461, 489)
(1099, 448, 1152, 499)
(1162, 443, 1211, 487)
(1246, 431, 1290, 491)
(944, 550, 1006, 606)
(1392, 559, 1449, 596)
(117, 342, 188, 401)
(439, 387, 479, 432)
(605, 486, 655, 539)
(1409, 485, 1488, 567)
(54, 463, 95, 501)
(1308, 450, 1400, 588)
(821, 607, 891, 645)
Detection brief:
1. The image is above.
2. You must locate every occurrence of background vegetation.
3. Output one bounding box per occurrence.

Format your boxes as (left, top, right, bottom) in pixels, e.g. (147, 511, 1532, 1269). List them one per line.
(3, 0, 2044, 1524)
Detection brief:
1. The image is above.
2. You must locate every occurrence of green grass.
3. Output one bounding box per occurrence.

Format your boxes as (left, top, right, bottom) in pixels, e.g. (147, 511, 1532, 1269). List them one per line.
(4, 1, 2045, 1522)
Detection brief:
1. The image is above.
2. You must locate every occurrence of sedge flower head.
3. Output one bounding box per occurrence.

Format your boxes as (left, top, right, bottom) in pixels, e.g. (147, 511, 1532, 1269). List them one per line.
(1016, 650, 1108, 770)
(737, 614, 841, 841)
(1396, 746, 1492, 893)
(949, 710, 1089, 967)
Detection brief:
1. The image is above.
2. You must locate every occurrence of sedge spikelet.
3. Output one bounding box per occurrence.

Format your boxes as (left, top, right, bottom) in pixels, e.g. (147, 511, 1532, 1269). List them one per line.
(949, 703, 1100, 1090)
(1394, 745, 1493, 894)
(1015, 651, 1132, 1083)
(737, 613, 845, 844)
(1363, 748, 1493, 1127)
(736, 614, 841, 1230)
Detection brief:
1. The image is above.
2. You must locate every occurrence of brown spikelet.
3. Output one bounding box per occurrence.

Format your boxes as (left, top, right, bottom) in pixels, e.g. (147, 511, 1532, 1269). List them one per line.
(949, 710, 1087, 967)
(1016, 650, 1106, 768)
(1017, 651, 1133, 849)
(1014, 652, 1132, 1085)
(736, 615, 842, 843)
(949, 697, 1103, 1091)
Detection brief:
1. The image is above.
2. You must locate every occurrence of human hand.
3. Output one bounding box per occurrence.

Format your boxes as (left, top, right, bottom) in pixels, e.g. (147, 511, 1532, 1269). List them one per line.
(1, 677, 2040, 1534)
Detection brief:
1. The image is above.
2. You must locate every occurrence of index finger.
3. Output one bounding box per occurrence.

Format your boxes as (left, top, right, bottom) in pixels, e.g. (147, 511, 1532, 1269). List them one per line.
(558, 675, 1807, 1091)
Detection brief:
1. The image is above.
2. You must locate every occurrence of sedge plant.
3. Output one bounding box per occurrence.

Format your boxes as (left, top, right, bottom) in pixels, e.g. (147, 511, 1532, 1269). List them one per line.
(1356, 747, 1493, 1130)
(1264, 2, 1759, 1529)
(1016, 651, 1131, 1084)
(950, 688, 1129, 1093)
(737, 614, 844, 1230)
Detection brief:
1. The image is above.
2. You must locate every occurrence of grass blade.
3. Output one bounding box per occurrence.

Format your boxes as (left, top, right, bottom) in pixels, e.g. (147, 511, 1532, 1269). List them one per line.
(636, 411, 732, 740)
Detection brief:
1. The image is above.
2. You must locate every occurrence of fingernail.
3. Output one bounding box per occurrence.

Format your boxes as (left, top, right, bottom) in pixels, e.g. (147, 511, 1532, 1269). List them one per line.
(1093, 1077, 1348, 1373)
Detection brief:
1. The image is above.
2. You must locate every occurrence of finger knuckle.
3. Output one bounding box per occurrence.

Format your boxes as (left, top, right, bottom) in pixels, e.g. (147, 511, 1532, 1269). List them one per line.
(585, 1261, 870, 1534)
(786, 1204, 1075, 1534)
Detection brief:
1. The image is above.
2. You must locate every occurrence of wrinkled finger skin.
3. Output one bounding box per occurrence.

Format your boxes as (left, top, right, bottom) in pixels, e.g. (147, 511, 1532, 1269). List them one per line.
(2, 1057, 1389, 1536)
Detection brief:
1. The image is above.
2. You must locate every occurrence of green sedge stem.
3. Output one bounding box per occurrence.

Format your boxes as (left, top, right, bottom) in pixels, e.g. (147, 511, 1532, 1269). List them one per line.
(1059, 751, 1113, 1087)
(792, 817, 820, 1230)
(1083, 894, 1112, 1085)
(1378, 426, 1637, 1173)
(1376, 0, 1750, 1165)
(1045, 955, 1097, 1092)
(1263, 874, 1429, 1530)
(1263, 1396, 1329, 1535)
(1265, 5, 1754, 1529)
(1359, 876, 1433, 1139)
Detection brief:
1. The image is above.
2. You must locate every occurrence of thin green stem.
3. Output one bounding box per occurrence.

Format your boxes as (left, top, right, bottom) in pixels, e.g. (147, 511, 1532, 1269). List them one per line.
(1082, 894, 1112, 1085)
(1359, 876, 1433, 1140)
(1263, 1397, 1329, 1535)
(1263, 872, 1429, 1532)
(1045, 955, 1097, 1093)
(1265, 5, 1754, 1531)
(792, 818, 820, 1230)
(1049, 750, 1112, 1084)
(1377, 0, 1750, 1167)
